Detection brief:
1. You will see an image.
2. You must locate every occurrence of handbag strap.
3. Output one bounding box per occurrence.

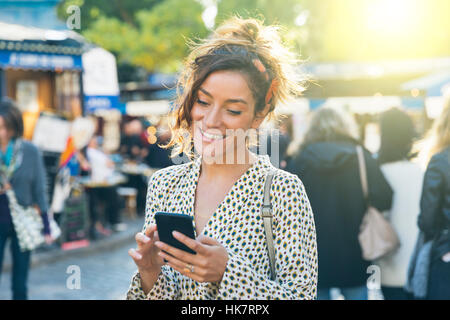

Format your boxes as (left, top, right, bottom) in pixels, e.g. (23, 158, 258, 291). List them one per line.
(356, 145, 369, 200)
(261, 170, 276, 281)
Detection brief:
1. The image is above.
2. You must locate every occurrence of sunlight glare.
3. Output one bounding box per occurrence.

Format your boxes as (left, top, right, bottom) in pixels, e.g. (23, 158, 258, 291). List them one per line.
(366, 0, 418, 36)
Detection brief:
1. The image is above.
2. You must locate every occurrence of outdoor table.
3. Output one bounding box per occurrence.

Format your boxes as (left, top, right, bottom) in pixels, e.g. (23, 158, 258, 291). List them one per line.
(119, 162, 156, 183)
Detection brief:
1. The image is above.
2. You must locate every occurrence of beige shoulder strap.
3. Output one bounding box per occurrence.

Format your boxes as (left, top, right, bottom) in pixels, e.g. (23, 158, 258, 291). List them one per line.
(262, 170, 276, 281)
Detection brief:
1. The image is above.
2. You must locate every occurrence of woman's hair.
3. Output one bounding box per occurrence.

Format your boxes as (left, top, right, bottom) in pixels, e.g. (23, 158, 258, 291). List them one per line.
(378, 107, 416, 164)
(414, 97, 450, 166)
(300, 106, 359, 147)
(0, 98, 24, 139)
(162, 16, 305, 160)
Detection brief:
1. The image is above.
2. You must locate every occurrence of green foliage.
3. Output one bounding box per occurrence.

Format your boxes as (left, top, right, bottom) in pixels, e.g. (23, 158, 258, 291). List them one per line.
(57, 0, 450, 75)
(133, 0, 209, 72)
(216, 0, 303, 27)
(57, 0, 163, 30)
(58, 0, 208, 73)
(216, 0, 307, 58)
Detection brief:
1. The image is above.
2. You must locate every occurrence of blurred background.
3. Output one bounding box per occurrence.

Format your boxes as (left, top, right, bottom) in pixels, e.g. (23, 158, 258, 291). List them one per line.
(0, 0, 449, 300)
(1, 0, 449, 152)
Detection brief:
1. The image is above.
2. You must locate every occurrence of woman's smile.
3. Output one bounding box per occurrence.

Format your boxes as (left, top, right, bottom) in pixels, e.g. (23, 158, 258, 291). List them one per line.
(199, 127, 226, 143)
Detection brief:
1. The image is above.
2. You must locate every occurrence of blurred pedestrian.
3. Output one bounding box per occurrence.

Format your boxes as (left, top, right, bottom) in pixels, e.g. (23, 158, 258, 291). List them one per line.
(414, 99, 450, 300)
(145, 124, 173, 169)
(120, 120, 150, 215)
(0, 99, 52, 300)
(375, 107, 423, 300)
(120, 119, 148, 162)
(127, 17, 317, 300)
(86, 136, 123, 237)
(286, 106, 393, 300)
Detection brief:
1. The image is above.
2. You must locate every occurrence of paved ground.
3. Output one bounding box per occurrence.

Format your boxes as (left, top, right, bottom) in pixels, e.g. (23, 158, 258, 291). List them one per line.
(0, 238, 138, 300)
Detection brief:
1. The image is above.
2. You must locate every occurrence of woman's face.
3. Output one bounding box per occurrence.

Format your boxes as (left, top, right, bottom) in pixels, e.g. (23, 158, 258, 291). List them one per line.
(0, 116, 12, 145)
(191, 70, 266, 164)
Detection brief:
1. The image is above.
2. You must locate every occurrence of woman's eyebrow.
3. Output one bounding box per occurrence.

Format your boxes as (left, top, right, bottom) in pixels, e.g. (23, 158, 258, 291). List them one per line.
(198, 87, 212, 97)
(198, 87, 248, 105)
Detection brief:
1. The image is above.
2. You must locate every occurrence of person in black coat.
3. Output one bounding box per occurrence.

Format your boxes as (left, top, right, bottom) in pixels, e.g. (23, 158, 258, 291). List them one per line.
(417, 99, 450, 300)
(286, 106, 393, 300)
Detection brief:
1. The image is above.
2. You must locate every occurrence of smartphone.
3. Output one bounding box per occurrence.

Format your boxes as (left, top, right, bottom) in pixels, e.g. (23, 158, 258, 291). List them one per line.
(154, 212, 196, 255)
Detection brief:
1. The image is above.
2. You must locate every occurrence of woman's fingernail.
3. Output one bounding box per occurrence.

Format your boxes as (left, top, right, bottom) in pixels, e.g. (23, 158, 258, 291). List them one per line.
(172, 231, 180, 237)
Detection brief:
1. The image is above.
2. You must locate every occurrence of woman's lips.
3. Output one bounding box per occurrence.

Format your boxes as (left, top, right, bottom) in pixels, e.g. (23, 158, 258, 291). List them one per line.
(199, 127, 226, 143)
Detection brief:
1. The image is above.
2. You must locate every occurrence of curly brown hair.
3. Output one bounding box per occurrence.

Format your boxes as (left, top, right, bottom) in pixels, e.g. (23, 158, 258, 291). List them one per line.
(162, 16, 305, 160)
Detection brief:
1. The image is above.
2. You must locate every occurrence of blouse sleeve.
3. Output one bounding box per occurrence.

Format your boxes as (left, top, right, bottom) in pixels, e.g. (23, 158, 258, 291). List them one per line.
(213, 173, 318, 300)
(126, 170, 181, 300)
(31, 144, 49, 213)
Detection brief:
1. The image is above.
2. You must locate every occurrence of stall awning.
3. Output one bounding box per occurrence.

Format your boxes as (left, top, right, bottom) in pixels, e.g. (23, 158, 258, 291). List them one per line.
(0, 49, 82, 71)
(0, 22, 84, 71)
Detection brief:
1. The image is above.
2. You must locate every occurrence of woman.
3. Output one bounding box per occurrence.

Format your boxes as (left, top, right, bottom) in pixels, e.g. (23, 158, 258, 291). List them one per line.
(286, 106, 393, 300)
(126, 17, 318, 300)
(0, 99, 52, 300)
(416, 98, 450, 300)
(375, 107, 423, 300)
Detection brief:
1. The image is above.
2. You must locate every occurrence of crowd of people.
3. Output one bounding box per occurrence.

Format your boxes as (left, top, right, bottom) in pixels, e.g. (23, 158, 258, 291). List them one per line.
(0, 99, 175, 299)
(283, 101, 450, 300)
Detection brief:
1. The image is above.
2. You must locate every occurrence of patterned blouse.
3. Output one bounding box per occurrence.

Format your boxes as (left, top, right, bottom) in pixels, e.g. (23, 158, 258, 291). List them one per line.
(126, 154, 318, 300)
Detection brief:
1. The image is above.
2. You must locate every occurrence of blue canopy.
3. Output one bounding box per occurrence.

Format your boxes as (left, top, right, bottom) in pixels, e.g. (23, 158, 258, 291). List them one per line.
(0, 49, 82, 71)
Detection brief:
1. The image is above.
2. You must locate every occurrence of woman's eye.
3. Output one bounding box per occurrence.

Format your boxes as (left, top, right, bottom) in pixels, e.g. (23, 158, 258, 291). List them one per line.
(197, 99, 209, 106)
(228, 110, 241, 115)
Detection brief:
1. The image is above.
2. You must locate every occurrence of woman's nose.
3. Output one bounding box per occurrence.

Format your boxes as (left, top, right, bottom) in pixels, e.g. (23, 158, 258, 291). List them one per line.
(204, 105, 222, 128)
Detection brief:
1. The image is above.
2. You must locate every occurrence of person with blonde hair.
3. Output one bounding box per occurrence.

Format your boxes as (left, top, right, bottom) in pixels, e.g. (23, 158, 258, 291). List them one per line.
(415, 98, 450, 299)
(286, 106, 393, 300)
(126, 17, 317, 300)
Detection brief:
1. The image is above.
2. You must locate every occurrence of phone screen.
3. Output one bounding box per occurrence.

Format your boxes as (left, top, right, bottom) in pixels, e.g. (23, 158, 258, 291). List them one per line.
(155, 212, 196, 255)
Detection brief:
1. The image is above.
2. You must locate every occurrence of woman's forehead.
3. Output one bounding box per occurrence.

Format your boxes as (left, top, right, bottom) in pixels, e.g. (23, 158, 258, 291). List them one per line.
(198, 70, 254, 102)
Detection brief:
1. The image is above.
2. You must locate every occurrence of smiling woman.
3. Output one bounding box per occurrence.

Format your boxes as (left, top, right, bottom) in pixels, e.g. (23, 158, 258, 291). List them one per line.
(126, 16, 317, 300)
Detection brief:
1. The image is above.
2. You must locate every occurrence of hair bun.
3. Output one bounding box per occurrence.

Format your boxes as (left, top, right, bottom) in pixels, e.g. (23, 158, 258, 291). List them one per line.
(215, 17, 263, 46)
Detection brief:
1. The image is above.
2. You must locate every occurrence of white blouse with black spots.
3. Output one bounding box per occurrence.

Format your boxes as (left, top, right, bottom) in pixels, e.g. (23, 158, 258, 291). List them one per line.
(126, 153, 318, 300)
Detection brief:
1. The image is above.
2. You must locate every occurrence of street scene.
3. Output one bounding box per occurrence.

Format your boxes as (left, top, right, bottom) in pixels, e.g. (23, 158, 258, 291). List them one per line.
(0, 237, 138, 300)
(0, 0, 449, 301)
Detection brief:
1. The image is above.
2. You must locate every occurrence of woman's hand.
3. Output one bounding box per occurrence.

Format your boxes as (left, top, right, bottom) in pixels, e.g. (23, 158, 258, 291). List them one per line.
(155, 232, 228, 283)
(129, 224, 165, 275)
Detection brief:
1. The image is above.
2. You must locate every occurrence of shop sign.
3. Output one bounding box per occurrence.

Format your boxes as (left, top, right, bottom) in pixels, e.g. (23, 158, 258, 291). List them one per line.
(82, 47, 122, 113)
(0, 50, 82, 70)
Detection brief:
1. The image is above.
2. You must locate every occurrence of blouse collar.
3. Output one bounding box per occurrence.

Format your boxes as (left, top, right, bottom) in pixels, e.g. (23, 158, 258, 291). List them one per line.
(185, 152, 275, 230)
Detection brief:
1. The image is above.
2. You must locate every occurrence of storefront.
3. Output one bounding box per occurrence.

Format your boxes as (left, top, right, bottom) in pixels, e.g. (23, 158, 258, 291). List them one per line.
(0, 22, 84, 139)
